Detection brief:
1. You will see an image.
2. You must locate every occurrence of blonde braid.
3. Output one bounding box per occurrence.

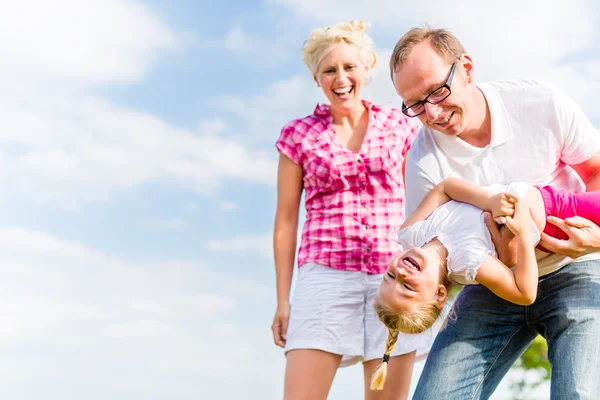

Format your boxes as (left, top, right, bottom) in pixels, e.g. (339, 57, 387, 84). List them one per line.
(370, 328, 399, 390)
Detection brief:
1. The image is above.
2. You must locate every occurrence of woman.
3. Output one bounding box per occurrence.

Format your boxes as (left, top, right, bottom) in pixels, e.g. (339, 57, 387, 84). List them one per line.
(271, 20, 430, 399)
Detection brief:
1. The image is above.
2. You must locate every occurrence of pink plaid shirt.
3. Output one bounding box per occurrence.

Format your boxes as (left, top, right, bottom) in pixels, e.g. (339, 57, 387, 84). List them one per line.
(276, 101, 419, 274)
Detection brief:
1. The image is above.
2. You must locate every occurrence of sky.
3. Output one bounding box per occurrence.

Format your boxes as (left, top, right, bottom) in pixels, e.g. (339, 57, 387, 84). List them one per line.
(2, 0, 599, 398)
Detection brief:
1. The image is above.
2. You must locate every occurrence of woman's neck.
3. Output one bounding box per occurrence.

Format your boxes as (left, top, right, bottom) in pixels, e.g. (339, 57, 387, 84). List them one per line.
(330, 101, 367, 128)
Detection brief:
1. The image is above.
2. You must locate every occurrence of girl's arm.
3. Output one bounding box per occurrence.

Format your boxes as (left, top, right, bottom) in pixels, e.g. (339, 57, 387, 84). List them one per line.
(473, 196, 539, 305)
(402, 177, 499, 229)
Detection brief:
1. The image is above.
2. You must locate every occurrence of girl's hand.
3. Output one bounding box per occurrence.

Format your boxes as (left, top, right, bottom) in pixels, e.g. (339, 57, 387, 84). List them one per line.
(503, 194, 532, 236)
(488, 192, 515, 224)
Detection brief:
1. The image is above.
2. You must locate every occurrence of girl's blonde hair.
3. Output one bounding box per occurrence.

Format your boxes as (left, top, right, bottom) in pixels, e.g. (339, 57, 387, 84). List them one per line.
(370, 264, 454, 391)
(301, 20, 377, 76)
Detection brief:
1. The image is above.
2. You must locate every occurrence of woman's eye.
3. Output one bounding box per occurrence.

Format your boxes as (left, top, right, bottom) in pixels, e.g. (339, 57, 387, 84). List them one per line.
(403, 284, 414, 291)
(387, 272, 394, 279)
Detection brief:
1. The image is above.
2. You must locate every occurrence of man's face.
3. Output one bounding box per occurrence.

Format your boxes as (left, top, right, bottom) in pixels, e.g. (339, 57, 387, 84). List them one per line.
(393, 42, 470, 137)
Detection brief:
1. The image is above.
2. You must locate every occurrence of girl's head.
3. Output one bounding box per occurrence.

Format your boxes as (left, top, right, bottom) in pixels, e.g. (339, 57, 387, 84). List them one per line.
(370, 238, 453, 391)
(301, 20, 376, 113)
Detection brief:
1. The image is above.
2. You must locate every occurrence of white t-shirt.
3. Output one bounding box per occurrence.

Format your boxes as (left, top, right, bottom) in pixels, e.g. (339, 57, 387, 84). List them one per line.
(398, 182, 540, 285)
(405, 80, 600, 277)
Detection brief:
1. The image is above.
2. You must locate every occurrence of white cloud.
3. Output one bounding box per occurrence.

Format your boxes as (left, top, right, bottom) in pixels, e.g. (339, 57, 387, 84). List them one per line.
(0, 227, 283, 399)
(207, 233, 272, 259)
(0, 1, 277, 210)
(0, 89, 276, 210)
(199, 119, 229, 135)
(144, 218, 186, 232)
(225, 26, 254, 52)
(219, 201, 238, 211)
(0, 0, 178, 87)
(223, 24, 293, 67)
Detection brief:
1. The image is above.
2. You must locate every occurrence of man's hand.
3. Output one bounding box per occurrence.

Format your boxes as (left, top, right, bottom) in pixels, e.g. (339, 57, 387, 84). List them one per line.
(484, 212, 518, 266)
(539, 216, 600, 258)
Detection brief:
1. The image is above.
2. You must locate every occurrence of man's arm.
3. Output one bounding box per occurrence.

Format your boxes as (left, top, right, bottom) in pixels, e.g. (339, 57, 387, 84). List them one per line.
(571, 151, 600, 191)
(539, 151, 600, 257)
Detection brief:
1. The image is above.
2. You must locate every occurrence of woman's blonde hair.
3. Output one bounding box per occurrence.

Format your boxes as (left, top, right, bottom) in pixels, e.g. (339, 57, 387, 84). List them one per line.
(370, 264, 454, 391)
(301, 20, 377, 76)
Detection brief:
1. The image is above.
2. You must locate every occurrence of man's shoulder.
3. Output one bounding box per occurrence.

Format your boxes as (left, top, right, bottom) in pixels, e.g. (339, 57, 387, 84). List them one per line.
(481, 79, 561, 101)
(406, 126, 437, 160)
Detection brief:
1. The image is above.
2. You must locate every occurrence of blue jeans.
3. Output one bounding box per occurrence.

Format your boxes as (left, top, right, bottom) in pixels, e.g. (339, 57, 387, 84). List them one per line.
(413, 260, 600, 400)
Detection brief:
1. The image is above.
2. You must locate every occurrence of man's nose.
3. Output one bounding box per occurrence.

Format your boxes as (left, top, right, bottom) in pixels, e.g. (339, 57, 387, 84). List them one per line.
(424, 102, 442, 121)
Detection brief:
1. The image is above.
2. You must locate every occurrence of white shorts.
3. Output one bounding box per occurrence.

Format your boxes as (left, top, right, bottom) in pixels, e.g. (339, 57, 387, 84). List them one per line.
(284, 263, 436, 367)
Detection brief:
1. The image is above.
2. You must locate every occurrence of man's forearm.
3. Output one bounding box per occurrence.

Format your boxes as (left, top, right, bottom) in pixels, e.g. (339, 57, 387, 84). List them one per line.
(585, 171, 600, 191)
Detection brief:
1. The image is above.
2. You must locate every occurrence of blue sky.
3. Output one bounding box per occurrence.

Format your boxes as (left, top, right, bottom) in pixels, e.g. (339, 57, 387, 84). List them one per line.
(2, 0, 599, 399)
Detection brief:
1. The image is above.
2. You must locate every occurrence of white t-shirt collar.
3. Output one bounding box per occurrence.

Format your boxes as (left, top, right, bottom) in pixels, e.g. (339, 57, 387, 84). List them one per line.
(429, 82, 514, 165)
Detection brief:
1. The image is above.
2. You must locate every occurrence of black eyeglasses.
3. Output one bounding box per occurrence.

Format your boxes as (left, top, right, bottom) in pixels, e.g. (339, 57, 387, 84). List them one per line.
(401, 62, 457, 118)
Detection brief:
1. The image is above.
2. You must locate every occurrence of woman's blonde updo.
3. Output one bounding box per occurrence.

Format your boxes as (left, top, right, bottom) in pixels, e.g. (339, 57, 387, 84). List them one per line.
(301, 20, 377, 76)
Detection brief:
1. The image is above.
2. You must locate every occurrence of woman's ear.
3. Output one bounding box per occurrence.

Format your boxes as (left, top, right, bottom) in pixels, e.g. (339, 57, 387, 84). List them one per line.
(313, 74, 320, 87)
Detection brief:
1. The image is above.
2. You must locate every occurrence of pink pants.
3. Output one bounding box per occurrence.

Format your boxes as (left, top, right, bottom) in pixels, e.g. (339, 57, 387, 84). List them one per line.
(537, 185, 600, 252)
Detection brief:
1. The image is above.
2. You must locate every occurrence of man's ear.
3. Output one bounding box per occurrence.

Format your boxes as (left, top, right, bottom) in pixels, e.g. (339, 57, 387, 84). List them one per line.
(460, 53, 474, 84)
(435, 284, 448, 308)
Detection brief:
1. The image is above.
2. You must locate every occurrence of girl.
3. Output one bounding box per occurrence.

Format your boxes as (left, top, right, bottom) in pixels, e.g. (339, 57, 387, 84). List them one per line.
(370, 178, 600, 390)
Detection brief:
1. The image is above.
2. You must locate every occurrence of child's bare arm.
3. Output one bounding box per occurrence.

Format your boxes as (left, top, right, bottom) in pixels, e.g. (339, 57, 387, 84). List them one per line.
(401, 182, 451, 228)
(475, 196, 538, 305)
(402, 178, 494, 229)
(439, 177, 494, 211)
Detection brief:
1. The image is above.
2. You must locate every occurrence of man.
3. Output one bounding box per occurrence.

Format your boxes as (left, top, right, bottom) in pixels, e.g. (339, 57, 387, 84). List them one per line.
(391, 27, 600, 399)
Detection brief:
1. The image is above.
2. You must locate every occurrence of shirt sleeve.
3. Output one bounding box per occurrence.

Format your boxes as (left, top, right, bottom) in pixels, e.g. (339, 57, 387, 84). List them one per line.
(447, 241, 492, 285)
(397, 223, 423, 251)
(275, 124, 301, 165)
(551, 85, 600, 165)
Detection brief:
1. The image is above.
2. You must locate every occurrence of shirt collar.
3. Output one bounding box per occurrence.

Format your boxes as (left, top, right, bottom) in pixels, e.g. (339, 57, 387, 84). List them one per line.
(430, 82, 514, 165)
(479, 82, 514, 147)
(313, 100, 380, 119)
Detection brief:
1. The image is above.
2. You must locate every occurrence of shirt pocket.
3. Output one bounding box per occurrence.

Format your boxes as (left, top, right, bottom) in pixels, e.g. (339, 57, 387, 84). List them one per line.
(364, 130, 405, 183)
(302, 135, 355, 193)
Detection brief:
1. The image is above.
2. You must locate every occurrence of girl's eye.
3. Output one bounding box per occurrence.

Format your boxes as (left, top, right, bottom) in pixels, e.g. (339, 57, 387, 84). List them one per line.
(387, 272, 394, 279)
(403, 284, 414, 292)
(345, 65, 355, 70)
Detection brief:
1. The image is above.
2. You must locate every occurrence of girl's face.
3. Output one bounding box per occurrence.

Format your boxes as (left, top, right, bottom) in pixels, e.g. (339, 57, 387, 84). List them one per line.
(314, 42, 369, 113)
(378, 239, 449, 314)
